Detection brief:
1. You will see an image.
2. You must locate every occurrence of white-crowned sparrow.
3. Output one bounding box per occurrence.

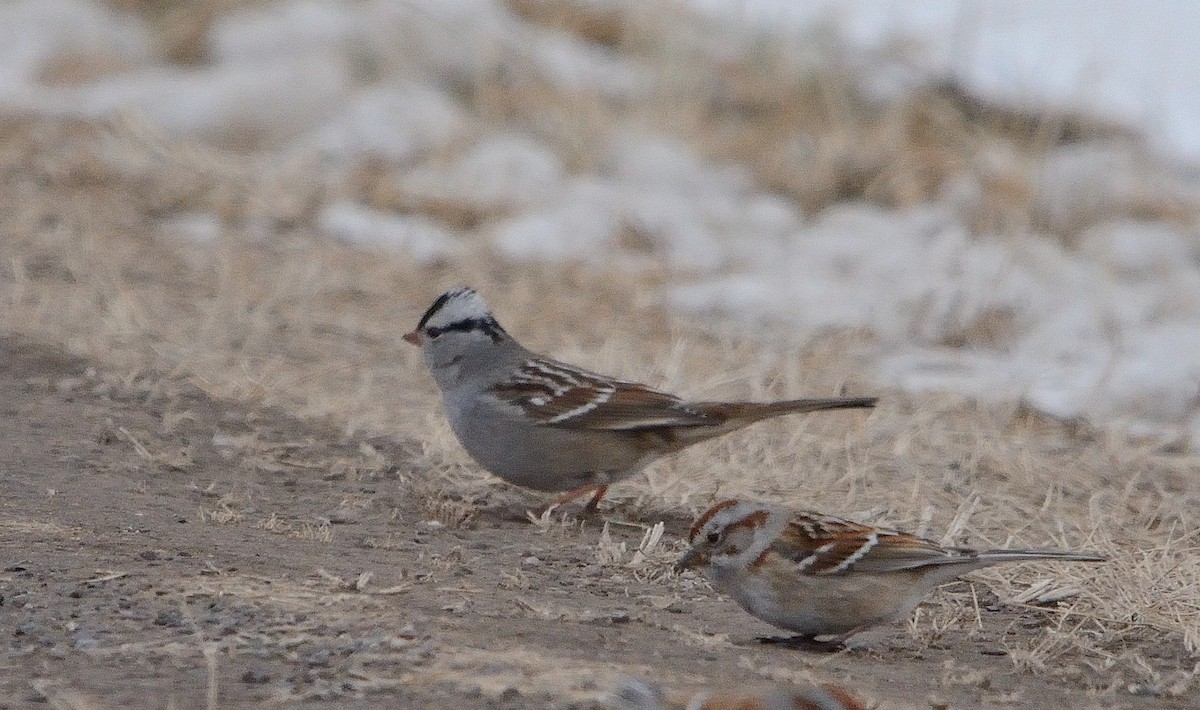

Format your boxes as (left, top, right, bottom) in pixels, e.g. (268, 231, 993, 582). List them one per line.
(404, 287, 876, 513)
(677, 499, 1106, 646)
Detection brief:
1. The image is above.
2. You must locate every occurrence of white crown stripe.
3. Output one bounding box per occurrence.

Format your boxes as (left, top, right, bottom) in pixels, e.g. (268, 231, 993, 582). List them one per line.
(422, 288, 493, 330)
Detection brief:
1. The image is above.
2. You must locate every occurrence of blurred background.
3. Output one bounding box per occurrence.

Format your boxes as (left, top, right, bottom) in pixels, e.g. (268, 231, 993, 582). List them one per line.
(3, 0, 1200, 448)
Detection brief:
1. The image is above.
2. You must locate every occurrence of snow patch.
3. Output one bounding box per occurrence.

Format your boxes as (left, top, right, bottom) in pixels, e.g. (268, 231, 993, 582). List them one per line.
(300, 84, 468, 165)
(318, 202, 457, 263)
(492, 178, 621, 260)
(0, 0, 152, 94)
(400, 135, 566, 215)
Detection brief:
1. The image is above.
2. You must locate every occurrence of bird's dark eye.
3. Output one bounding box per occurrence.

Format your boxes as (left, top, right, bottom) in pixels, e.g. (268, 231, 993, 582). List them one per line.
(706, 531, 720, 544)
(425, 327, 442, 338)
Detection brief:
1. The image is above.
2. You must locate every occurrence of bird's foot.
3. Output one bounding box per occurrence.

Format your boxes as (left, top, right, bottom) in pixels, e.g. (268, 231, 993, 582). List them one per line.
(756, 635, 845, 652)
(528, 485, 609, 521)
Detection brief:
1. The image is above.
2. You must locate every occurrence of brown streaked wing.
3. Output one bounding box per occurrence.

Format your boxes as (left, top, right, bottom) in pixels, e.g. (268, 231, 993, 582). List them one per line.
(545, 382, 717, 430)
(489, 359, 715, 430)
(772, 513, 964, 575)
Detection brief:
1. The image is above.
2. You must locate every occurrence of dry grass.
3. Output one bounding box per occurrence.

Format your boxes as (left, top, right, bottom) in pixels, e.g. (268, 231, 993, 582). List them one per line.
(2, 0, 1199, 704)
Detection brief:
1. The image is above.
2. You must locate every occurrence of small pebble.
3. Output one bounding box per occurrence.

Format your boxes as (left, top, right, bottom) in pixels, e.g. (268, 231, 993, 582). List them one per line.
(241, 669, 271, 684)
(302, 649, 332, 667)
(1128, 683, 1161, 697)
(154, 609, 184, 627)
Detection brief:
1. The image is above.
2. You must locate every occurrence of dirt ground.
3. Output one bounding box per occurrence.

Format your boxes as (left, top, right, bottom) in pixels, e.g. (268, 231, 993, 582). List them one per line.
(0, 334, 1193, 709)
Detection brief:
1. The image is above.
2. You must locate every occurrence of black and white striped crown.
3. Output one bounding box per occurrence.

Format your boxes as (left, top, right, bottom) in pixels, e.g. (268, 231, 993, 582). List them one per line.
(416, 287, 506, 342)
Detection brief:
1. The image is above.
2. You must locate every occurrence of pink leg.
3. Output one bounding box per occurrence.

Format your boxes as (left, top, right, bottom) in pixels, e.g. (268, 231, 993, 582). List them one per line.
(581, 486, 609, 515)
(538, 485, 609, 517)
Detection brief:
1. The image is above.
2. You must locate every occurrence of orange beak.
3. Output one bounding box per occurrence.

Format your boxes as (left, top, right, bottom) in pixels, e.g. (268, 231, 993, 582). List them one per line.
(403, 330, 422, 345)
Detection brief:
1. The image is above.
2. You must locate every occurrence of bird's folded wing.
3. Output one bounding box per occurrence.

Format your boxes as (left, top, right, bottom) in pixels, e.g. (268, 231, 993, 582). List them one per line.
(773, 514, 965, 575)
(488, 358, 714, 430)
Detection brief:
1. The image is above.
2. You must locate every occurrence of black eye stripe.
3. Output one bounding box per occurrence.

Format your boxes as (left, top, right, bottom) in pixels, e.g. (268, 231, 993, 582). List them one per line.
(425, 318, 504, 343)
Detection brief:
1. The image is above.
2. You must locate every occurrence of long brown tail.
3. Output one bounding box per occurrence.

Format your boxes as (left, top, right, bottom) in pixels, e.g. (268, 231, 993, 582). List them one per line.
(975, 549, 1108, 565)
(694, 396, 877, 424)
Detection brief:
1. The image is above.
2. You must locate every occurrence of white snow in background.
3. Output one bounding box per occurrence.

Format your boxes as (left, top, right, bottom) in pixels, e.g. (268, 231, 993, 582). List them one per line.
(299, 84, 469, 165)
(401, 135, 567, 214)
(608, 138, 759, 272)
(523, 29, 652, 101)
(160, 213, 224, 244)
(493, 137, 805, 271)
(668, 194, 1200, 442)
(360, 0, 513, 87)
(693, 0, 1200, 166)
(209, 0, 365, 63)
(492, 177, 622, 261)
(36, 58, 352, 144)
(318, 202, 458, 264)
(0, 0, 508, 146)
(2, 0, 1200, 442)
(0, 0, 153, 95)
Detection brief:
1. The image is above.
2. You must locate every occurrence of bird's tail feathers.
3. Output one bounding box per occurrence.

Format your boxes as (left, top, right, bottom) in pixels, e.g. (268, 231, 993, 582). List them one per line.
(977, 549, 1107, 564)
(696, 396, 877, 423)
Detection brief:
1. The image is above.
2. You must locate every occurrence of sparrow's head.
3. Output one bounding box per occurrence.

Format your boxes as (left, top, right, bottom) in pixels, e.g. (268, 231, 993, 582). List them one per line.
(408, 286, 516, 383)
(405, 287, 507, 345)
(675, 499, 782, 572)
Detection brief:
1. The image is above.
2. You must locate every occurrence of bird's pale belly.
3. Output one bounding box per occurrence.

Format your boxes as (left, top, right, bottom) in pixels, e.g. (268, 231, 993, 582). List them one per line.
(447, 401, 658, 492)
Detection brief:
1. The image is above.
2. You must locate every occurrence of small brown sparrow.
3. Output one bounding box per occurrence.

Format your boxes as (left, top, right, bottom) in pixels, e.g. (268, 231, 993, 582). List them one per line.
(405, 288, 876, 513)
(613, 677, 864, 710)
(676, 499, 1106, 646)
